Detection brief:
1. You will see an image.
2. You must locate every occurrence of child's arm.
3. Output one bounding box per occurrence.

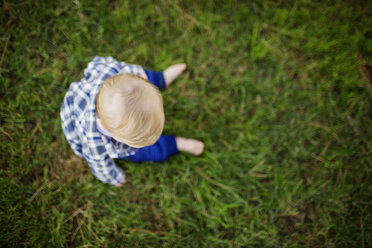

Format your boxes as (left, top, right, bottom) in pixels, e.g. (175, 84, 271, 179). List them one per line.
(86, 156, 126, 187)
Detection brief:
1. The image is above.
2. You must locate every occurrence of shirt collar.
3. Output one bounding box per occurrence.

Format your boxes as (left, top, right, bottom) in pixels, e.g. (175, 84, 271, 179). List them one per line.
(95, 115, 112, 137)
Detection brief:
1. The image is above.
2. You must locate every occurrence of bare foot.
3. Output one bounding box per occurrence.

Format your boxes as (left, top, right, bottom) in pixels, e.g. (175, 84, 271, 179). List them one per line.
(176, 137, 204, 156)
(163, 63, 187, 87)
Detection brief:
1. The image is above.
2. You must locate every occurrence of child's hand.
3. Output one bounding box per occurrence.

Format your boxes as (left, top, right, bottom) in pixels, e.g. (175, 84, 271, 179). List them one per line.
(163, 63, 187, 87)
(119, 177, 127, 187)
(176, 137, 204, 156)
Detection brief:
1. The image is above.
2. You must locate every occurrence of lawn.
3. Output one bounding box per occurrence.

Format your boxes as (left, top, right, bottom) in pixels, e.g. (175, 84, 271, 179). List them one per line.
(1, 0, 371, 247)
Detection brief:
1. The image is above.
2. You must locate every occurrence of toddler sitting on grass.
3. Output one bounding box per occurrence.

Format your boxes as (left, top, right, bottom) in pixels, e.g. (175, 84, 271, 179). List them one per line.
(60, 56, 204, 186)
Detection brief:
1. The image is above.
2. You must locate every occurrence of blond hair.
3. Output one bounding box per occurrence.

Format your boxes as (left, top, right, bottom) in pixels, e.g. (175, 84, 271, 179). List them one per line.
(96, 73, 164, 148)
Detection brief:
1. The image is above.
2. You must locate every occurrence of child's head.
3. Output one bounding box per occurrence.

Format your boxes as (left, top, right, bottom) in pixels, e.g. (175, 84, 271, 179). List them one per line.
(96, 74, 164, 148)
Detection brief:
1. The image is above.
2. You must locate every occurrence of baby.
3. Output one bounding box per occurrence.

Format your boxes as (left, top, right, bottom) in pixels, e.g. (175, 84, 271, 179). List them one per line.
(61, 56, 204, 186)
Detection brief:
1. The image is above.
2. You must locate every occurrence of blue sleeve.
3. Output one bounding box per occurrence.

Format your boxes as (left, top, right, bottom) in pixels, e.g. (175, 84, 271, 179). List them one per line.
(127, 135, 178, 162)
(144, 69, 166, 89)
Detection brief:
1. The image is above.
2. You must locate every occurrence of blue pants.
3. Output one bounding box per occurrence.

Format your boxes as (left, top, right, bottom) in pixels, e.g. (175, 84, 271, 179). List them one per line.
(126, 69, 178, 162)
(144, 69, 166, 90)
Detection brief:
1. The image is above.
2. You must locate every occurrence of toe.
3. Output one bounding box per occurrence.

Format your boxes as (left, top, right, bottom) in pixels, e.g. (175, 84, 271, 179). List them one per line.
(178, 63, 187, 71)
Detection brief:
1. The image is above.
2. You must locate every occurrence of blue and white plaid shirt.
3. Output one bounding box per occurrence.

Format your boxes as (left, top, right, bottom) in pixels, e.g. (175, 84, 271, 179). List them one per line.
(60, 56, 145, 186)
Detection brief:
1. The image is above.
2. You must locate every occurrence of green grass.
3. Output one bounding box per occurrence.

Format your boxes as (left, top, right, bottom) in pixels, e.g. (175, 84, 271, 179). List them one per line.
(1, 0, 372, 247)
